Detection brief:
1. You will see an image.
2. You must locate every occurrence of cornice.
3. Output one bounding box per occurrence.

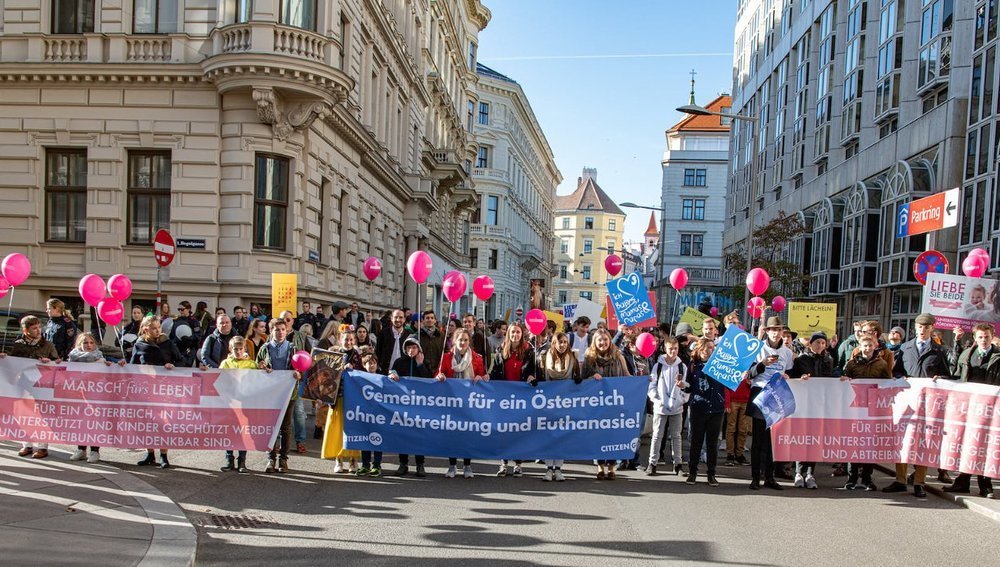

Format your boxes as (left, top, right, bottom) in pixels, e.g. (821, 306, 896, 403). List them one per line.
(0, 63, 207, 85)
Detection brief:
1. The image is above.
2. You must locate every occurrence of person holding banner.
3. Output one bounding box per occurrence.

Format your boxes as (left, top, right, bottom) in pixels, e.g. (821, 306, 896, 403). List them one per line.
(67, 332, 127, 464)
(490, 323, 538, 477)
(219, 336, 269, 473)
(787, 332, 836, 489)
(747, 317, 795, 490)
(389, 337, 434, 477)
(257, 318, 300, 474)
(436, 328, 488, 479)
(684, 338, 726, 487)
(539, 332, 582, 482)
(582, 328, 632, 480)
(841, 334, 892, 491)
(131, 315, 186, 469)
(2, 316, 60, 458)
(647, 336, 688, 476)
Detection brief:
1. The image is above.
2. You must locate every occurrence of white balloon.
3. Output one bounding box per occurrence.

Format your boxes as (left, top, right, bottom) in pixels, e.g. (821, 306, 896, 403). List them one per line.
(160, 318, 173, 335)
(174, 324, 192, 340)
(122, 333, 138, 344)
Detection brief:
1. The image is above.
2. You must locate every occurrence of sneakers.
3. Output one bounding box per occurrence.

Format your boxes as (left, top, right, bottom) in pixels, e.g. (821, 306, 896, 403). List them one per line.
(724, 456, 737, 467)
(32, 449, 48, 459)
(512, 465, 523, 478)
(553, 469, 565, 482)
(673, 464, 684, 476)
(17, 446, 33, 457)
(277, 458, 288, 473)
(843, 482, 858, 490)
(396, 464, 409, 477)
(863, 481, 878, 492)
(685, 474, 697, 485)
(348, 462, 357, 474)
(296, 443, 307, 454)
(445, 466, 457, 478)
(707, 475, 720, 487)
(333, 461, 343, 473)
(70, 449, 86, 461)
(543, 469, 553, 482)
(496, 465, 508, 477)
(138, 453, 156, 466)
(415, 465, 427, 478)
(463, 466, 474, 479)
(805, 475, 818, 490)
(356, 466, 371, 476)
(87, 451, 100, 464)
(794, 473, 805, 488)
(646, 465, 657, 476)
(264, 459, 277, 473)
(368, 467, 382, 477)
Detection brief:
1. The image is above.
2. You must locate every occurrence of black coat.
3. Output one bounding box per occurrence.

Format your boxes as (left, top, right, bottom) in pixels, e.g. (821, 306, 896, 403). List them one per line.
(376, 326, 411, 374)
(788, 351, 836, 378)
(390, 353, 433, 378)
(130, 337, 182, 367)
(893, 339, 953, 379)
(489, 345, 539, 384)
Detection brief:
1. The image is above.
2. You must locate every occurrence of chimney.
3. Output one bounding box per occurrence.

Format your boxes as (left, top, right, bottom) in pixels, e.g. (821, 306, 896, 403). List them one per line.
(581, 167, 597, 182)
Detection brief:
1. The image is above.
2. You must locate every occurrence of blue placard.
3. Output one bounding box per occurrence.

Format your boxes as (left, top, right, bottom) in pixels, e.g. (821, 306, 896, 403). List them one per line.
(342, 371, 647, 460)
(896, 202, 911, 238)
(703, 325, 765, 391)
(604, 271, 656, 326)
(752, 373, 797, 427)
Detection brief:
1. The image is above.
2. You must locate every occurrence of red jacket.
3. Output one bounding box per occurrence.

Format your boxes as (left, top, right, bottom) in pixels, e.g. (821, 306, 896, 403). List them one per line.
(725, 379, 751, 409)
(437, 351, 486, 378)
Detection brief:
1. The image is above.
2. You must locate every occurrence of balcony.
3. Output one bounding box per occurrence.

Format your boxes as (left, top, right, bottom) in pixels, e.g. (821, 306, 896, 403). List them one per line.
(473, 167, 510, 182)
(684, 267, 722, 284)
(424, 148, 469, 191)
(469, 224, 511, 239)
(520, 242, 544, 271)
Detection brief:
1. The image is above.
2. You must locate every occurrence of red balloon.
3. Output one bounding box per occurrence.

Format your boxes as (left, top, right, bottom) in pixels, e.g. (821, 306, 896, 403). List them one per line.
(473, 275, 495, 301)
(635, 332, 657, 358)
(604, 254, 624, 277)
(669, 268, 689, 290)
(291, 351, 312, 373)
(524, 309, 547, 335)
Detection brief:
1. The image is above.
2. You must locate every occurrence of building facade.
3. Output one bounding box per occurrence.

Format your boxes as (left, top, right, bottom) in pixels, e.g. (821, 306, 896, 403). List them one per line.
(729, 0, 984, 337)
(552, 169, 626, 310)
(658, 94, 732, 320)
(0, 0, 490, 320)
(469, 64, 560, 321)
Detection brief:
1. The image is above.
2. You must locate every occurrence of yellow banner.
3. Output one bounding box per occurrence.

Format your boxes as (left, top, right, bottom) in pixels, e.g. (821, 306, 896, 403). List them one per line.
(787, 301, 837, 337)
(543, 310, 564, 329)
(679, 307, 717, 335)
(271, 273, 298, 317)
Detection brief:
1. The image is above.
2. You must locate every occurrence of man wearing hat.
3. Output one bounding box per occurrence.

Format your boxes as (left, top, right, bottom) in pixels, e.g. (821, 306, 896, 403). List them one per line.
(746, 316, 795, 490)
(883, 313, 953, 498)
(388, 336, 433, 477)
(787, 332, 836, 489)
(886, 326, 906, 353)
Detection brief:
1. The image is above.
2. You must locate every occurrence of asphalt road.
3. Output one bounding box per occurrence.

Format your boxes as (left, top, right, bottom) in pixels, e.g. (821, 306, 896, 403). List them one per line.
(82, 439, 1000, 567)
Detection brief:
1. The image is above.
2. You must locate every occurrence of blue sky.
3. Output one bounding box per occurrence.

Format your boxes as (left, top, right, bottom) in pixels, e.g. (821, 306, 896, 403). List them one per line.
(477, 0, 737, 243)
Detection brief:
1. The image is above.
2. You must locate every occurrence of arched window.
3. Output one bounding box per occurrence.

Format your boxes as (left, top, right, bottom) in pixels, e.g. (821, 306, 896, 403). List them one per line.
(809, 198, 844, 296)
(877, 160, 928, 286)
(840, 182, 881, 291)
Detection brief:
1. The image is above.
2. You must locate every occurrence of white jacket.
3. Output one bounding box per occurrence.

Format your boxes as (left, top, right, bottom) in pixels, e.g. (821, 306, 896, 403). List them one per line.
(647, 355, 689, 415)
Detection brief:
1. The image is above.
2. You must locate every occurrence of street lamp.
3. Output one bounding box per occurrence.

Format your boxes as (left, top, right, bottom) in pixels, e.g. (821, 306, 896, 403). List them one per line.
(620, 201, 669, 319)
(676, 103, 760, 319)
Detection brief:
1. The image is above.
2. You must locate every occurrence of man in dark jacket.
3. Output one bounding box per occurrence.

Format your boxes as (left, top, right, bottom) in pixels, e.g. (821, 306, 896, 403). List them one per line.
(388, 337, 432, 477)
(347, 303, 366, 328)
(836, 320, 864, 371)
(787, 332, 835, 487)
(294, 301, 317, 332)
(944, 323, 1000, 497)
(376, 310, 410, 374)
(231, 305, 251, 338)
(199, 314, 236, 368)
(417, 311, 445, 374)
(884, 313, 953, 498)
(462, 313, 489, 361)
(170, 301, 203, 367)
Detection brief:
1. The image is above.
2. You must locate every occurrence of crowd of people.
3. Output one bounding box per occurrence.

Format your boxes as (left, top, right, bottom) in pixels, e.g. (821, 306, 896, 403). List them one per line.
(3, 297, 999, 499)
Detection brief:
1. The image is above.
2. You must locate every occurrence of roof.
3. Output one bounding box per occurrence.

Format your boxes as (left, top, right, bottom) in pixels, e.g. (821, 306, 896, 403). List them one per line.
(476, 63, 518, 84)
(667, 94, 733, 133)
(555, 175, 625, 216)
(644, 211, 659, 236)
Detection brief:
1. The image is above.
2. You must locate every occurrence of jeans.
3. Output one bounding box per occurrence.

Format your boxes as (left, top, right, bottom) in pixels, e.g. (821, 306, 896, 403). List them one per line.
(847, 462, 874, 484)
(449, 458, 472, 466)
(399, 454, 425, 466)
(545, 459, 565, 469)
(361, 451, 383, 468)
(688, 412, 724, 476)
(268, 399, 294, 460)
(649, 412, 683, 466)
(293, 398, 307, 444)
(225, 450, 248, 460)
(725, 402, 751, 456)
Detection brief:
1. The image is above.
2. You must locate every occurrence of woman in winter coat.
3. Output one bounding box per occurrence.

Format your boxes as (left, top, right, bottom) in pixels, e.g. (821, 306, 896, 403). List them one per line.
(68, 332, 126, 463)
(436, 328, 488, 479)
(683, 338, 727, 487)
(582, 328, 632, 479)
(539, 332, 582, 481)
(489, 323, 537, 477)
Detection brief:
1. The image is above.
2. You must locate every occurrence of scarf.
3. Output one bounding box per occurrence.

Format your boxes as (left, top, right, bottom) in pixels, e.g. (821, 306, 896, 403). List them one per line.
(544, 350, 575, 380)
(451, 349, 475, 379)
(68, 348, 104, 363)
(591, 352, 627, 376)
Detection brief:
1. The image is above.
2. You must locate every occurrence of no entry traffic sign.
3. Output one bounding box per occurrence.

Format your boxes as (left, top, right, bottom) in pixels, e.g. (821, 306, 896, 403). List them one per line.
(897, 188, 959, 238)
(913, 250, 949, 285)
(153, 229, 176, 267)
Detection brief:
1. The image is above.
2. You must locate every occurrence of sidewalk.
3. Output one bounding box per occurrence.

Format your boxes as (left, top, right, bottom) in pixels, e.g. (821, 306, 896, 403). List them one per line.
(0, 442, 196, 566)
(873, 463, 1000, 523)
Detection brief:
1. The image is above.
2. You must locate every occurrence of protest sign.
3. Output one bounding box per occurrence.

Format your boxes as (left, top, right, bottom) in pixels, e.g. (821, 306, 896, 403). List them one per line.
(605, 292, 657, 331)
(342, 371, 646, 460)
(702, 325, 765, 391)
(562, 303, 578, 320)
(787, 301, 837, 337)
(543, 310, 564, 330)
(752, 373, 797, 427)
(0, 357, 296, 450)
(921, 273, 1000, 333)
(679, 307, 718, 335)
(605, 272, 656, 327)
(772, 378, 1000, 477)
(271, 273, 298, 317)
(569, 298, 606, 325)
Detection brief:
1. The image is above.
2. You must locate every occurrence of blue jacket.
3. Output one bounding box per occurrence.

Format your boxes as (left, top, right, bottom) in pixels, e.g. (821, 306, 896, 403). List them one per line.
(685, 362, 726, 414)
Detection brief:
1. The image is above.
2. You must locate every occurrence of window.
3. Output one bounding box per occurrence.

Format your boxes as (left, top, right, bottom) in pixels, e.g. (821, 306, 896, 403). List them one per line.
(280, 0, 317, 31)
(237, 0, 253, 23)
(488, 249, 498, 270)
(45, 149, 87, 242)
(560, 239, 569, 254)
(608, 218, 617, 231)
(918, 0, 954, 90)
(584, 216, 594, 229)
(476, 146, 489, 168)
(561, 217, 570, 229)
(469, 247, 478, 269)
(583, 240, 593, 254)
(468, 42, 477, 70)
(53, 0, 95, 33)
(134, 0, 177, 33)
(253, 154, 289, 250)
(606, 240, 615, 254)
(467, 100, 475, 132)
(558, 291, 568, 304)
(127, 151, 171, 245)
(682, 199, 706, 220)
(478, 102, 490, 125)
(684, 169, 707, 186)
(559, 265, 568, 279)
(582, 266, 592, 280)
(486, 195, 499, 225)
(680, 234, 704, 256)
(580, 291, 593, 301)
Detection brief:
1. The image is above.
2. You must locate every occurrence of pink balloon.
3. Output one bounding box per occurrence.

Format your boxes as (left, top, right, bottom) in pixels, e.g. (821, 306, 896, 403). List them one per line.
(473, 275, 495, 301)
(746, 268, 770, 296)
(291, 350, 313, 373)
(969, 247, 990, 259)
(604, 254, 624, 277)
(968, 248, 991, 271)
(79, 274, 107, 306)
(97, 298, 124, 326)
(771, 296, 787, 312)
(747, 296, 766, 319)
(107, 274, 133, 302)
(362, 256, 382, 281)
(1, 253, 31, 287)
(0, 276, 8, 300)
(406, 251, 433, 284)
(962, 255, 987, 278)
(442, 270, 467, 303)
(669, 268, 689, 290)
(635, 332, 657, 358)
(709, 307, 719, 317)
(524, 309, 547, 336)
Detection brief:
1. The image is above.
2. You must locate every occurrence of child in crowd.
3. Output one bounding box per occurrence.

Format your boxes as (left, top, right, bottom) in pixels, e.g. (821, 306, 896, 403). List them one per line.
(684, 338, 726, 487)
(68, 332, 126, 463)
(841, 334, 891, 490)
(647, 336, 688, 476)
(356, 349, 384, 477)
(220, 336, 268, 473)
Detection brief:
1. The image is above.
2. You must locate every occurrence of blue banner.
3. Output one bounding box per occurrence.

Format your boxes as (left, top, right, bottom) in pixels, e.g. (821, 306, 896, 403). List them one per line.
(752, 373, 797, 427)
(342, 371, 647, 460)
(605, 271, 656, 326)
(703, 325, 765, 391)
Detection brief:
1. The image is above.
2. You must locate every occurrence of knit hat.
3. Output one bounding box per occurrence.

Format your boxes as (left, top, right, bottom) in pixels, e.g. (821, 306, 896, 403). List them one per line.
(889, 326, 906, 336)
(915, 313, 936, 326)
(809, 332, 828, 344)
(402, 337, 422, 352)
(675, 322, 695, 336)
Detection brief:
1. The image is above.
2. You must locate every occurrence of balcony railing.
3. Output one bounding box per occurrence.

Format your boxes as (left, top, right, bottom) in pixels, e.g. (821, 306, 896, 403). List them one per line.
(472, 167, 509, 181)
(469, 224, 511, 238)
(8, 33, 196, 64)
(684, 267, 722, 283)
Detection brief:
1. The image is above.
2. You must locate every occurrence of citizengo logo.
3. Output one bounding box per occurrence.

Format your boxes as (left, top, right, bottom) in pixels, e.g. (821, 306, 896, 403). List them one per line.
(600, 438, 640, 453)
(629, 437, 639, 452)
(368, 432, 383, 446)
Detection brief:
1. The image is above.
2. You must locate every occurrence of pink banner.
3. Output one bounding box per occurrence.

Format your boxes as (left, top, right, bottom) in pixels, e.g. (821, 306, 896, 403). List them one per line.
(0, 357, 296, 451)
(772, 378, 1000, 477)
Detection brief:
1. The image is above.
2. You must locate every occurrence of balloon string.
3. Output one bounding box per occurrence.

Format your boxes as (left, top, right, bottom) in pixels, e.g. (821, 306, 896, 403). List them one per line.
(2, 287, 14, 349)
(95, 308, 104, 345)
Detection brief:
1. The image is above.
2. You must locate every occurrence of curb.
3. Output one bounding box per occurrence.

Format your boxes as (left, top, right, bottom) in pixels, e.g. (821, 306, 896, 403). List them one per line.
(874, 464, 1000, 524)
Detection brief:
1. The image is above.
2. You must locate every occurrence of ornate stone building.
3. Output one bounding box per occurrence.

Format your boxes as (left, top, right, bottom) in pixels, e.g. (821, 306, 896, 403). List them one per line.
(0, 0, 490, 319)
